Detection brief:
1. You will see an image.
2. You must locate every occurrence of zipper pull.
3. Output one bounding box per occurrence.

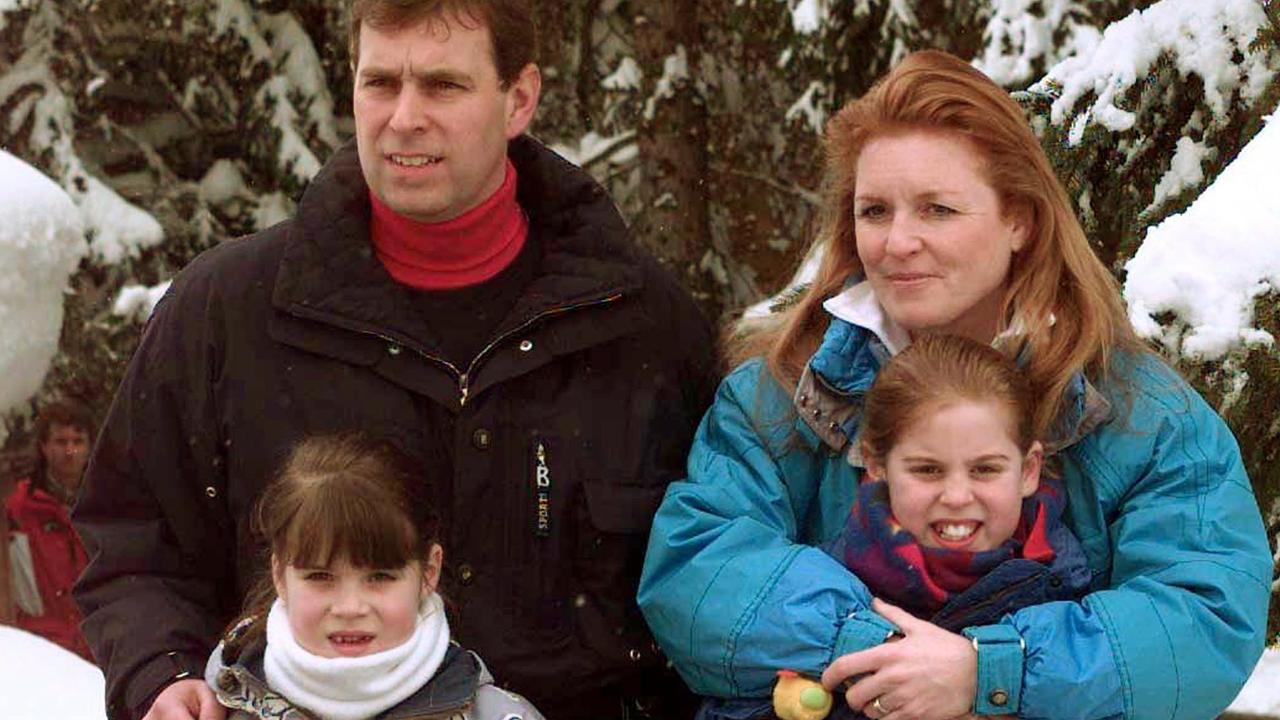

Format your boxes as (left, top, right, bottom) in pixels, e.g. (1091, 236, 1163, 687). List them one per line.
(459, 374, 470, 407)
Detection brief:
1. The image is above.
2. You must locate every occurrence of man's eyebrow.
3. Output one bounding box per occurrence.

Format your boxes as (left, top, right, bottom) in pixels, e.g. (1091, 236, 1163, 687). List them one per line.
(409, 67, 473, 85)
(357, 64, 472, 83)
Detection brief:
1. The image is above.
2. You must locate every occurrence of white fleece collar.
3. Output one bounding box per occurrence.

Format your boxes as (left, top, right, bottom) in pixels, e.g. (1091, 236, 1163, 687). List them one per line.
(263, 592, 450, 720)
(822, 281, 911, 355)
(821, 281, 1047, 354)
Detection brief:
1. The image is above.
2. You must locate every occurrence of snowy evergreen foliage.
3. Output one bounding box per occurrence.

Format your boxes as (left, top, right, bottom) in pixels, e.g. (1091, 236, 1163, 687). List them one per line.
(1, 0, 1276, 632)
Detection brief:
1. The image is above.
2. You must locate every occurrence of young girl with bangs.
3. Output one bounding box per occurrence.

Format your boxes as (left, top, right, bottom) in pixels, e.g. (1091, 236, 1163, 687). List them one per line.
(203, 433, 544, 720)
(701, 334, 1090, 720)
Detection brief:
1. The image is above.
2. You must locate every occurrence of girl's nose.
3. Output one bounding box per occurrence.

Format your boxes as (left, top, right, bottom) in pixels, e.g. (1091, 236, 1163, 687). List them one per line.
(939, 475, 975, 506)
(331, 587, 370, 616)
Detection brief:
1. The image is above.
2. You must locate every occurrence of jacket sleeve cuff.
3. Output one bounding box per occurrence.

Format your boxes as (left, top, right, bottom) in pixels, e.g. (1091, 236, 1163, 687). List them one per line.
(121, 650, 207, 720)
(961, 625, 1025, 716)
(832, 608, 899, 660)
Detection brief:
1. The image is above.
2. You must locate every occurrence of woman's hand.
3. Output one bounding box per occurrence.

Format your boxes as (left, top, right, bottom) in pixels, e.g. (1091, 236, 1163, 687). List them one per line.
(821, 599, 977, 720)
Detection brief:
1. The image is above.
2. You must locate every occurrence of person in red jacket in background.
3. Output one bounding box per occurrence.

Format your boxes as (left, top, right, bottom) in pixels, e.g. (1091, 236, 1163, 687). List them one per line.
(5, 400, 94, 661)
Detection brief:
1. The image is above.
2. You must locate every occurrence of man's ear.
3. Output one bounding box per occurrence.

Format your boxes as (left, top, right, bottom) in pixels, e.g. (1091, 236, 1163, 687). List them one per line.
(503, 63, 542, 139)
(271, 554, 287, 603)
(1020, 441, 1043, 497)
(422, 543, 444, 595)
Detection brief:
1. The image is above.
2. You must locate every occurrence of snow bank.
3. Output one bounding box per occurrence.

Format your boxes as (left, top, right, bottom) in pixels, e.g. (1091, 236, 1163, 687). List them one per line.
(1123, 112, 1280, 360)
(0, 627, 106, 720)
(0, 150, 87, 424)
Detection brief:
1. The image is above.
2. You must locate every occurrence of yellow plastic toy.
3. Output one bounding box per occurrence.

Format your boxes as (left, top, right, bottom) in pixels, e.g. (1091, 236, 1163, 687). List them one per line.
(773, 669, 833, 720)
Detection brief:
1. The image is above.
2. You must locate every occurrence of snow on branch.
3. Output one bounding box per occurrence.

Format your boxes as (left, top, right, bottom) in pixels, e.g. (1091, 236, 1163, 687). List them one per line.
(209, 0, 339, 185)
(1124, 111, 1280, 360)
(974, 0, 1100, 88)
(1036, 0, 1274, 142)
(789, 0, 828, 34)
(0, 10, 164, 264)
(643, 45, 689, 121)
(112, 280, 173, 323)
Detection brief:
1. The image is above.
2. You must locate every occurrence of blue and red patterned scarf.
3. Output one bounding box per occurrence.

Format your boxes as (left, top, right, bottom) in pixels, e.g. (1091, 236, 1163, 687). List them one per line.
(830, 478, 1064, 617)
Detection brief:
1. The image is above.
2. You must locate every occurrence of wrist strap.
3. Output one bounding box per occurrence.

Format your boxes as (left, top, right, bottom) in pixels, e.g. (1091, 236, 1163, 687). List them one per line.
(962, 625, 1024, 716)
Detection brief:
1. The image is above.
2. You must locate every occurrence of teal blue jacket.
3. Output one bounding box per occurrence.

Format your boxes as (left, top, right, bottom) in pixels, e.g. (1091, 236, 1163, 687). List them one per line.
(638, 317, 1271, 719)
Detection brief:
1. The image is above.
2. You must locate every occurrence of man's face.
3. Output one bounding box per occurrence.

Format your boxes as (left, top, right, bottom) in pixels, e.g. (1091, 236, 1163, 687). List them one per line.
(353, 13, 540, 223)
(40, 423, 90, 490)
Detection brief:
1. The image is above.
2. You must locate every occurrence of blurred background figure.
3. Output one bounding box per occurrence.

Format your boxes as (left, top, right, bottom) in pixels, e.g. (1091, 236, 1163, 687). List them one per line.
(3, 400, 94, 661)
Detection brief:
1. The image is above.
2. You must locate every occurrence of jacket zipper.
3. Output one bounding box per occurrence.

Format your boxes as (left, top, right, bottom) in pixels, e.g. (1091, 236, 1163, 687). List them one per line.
(454, 291, 623, 407)
(294, 292, 624, 408)
(932, 568, 1045, 630)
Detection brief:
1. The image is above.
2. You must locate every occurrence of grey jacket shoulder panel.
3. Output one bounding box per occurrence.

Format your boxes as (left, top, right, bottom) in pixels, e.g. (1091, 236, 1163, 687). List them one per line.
(468, 651, 546, 720)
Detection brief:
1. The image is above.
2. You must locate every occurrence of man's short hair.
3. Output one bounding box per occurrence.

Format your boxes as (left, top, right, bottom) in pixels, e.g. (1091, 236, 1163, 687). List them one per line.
(348, 0, 538, 87)
(35, 401, 93, 444)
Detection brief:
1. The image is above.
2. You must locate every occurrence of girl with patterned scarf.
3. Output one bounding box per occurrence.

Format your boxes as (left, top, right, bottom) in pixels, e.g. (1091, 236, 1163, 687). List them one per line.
(704, 334, 1090, 720)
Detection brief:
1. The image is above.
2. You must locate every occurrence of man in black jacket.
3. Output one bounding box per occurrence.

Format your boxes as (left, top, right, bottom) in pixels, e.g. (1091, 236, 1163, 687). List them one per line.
(73, 2, 716, 718)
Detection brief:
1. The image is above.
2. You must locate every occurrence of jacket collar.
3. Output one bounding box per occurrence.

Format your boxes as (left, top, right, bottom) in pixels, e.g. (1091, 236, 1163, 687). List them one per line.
(271, 135, 644, 351)
(797, 292, 1111, 460)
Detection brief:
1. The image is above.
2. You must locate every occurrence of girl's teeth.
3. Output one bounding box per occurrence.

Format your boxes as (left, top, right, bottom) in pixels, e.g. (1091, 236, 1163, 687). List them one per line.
(937, 523, 976, 539)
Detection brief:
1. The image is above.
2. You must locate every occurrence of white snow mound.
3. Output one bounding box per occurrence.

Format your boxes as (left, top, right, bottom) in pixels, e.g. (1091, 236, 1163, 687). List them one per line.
(1123, 112, 1280, 360)
(0, 150, 88, 422)
(0, 627, 106, 720)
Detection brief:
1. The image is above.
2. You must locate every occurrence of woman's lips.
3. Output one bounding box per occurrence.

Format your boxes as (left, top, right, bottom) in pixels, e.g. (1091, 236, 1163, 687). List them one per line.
(885, 272, 937, 285)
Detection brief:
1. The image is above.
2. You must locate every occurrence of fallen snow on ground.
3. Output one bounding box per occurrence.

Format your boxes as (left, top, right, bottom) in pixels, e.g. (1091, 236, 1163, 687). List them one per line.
(1123, 111, 1280, 360)
(1229, 648, 1280, 717)
(0, 150, 87, 428)
(0, 627, 106, 720)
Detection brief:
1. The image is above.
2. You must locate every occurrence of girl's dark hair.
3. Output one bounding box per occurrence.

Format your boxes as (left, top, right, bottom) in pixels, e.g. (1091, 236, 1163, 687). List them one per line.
(222, 433, 439, 661)
(860, 334, 1036, 463)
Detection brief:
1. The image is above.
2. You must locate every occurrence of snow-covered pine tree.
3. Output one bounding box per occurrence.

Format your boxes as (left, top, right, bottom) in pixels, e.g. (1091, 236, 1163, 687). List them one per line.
(1017, 0, 1279, 631)
(0, 0, 340, 434)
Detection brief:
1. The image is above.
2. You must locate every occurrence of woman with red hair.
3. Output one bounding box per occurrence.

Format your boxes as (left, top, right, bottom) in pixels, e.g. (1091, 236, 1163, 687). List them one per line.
(638, 50, 1270, 719)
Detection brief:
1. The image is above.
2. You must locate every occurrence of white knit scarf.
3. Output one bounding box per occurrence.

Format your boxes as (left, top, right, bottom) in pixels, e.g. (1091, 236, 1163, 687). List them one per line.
(263, 592, 449, 720)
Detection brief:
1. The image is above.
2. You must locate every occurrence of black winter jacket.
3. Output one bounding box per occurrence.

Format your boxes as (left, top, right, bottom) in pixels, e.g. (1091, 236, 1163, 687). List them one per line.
(73, 136, 717, 720)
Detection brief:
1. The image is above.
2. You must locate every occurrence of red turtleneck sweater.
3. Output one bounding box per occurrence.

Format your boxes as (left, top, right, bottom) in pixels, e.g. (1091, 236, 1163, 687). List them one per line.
(370, 159, 527, 290)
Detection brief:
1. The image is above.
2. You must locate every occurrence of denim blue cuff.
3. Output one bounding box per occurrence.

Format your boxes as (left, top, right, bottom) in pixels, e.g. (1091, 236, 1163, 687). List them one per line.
(962, 624, 1025, 715)
(832, 608, 899, 660)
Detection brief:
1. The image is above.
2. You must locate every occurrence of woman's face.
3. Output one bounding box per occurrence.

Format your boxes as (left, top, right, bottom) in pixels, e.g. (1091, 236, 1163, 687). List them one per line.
(853, 130, 1029, 344)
